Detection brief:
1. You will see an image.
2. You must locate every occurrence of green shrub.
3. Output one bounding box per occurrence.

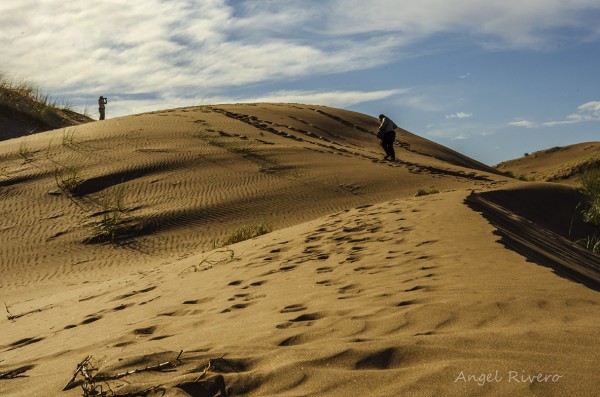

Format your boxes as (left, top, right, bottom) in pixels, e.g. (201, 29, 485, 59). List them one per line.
(577, 234, 600, 255)
(578, 167, 600, 226)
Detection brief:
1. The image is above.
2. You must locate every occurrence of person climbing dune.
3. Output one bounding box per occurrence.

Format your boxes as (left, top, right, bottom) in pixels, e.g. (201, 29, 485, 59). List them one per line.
(376, 114, 397, 161)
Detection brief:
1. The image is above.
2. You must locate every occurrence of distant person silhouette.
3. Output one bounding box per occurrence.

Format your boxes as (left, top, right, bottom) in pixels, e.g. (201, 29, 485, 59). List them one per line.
(98, 96, 107, 120)
(377, 114, 397, 161)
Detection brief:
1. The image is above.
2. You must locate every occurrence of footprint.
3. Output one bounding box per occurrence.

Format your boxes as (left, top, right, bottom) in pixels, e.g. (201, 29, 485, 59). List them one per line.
(316, 267, 333, 274)
(405, 286, 426, 292)
(221, 302, 255, 313)
(0, 364, 36, 379)
(280, 304, 307, 313)
(113, 341, 135, 348)
(7, 337, 45, 351)
(81, 315, 102, 325)
(150, 335, 173, 341)
(250, 280, 267, 287)
(355, 348, 396, 370)
(290, 313, 323, 322)
(112, 286, 157, 301)
(278, 335, 305, 346)
(133, 326, 157, 335)
(415, 331, 435, 336)
(416, 240, 438, 247)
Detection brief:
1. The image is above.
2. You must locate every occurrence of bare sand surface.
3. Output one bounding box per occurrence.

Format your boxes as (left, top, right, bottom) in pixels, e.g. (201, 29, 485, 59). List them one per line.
(1, 104, 598, 396)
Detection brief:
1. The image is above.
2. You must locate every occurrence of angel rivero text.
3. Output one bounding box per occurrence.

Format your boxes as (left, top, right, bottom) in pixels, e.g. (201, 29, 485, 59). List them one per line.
(454, 370, 563, 386)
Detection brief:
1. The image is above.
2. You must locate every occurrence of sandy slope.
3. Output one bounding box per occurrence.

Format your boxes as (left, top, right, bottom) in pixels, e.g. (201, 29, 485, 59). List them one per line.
(1, 104, 599, 397)
(495, 142, 600, 183)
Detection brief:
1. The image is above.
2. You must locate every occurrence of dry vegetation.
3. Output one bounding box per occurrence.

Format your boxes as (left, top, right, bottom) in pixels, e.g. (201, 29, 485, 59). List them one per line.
(577, 166, 600, 254)
(0, 73, 92, 138)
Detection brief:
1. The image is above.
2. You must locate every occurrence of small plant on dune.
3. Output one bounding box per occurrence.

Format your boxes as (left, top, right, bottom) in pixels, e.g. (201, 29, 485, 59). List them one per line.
(55, 165, 82, 195)
(502, 170, 516, 179)
(578, 167, 600, 226)
(61, 127, 76, 146)
(574, 166, 600, 255)
(415, 188, 440, 197)
(217, 224, 270, 247)
(577, 234, 600, 255)
(96, 188, 130, 244)
(18, 140, 33, 162)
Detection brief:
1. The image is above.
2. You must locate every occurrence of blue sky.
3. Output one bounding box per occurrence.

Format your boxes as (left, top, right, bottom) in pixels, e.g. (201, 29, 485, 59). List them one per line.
(1, 0, 599, 165)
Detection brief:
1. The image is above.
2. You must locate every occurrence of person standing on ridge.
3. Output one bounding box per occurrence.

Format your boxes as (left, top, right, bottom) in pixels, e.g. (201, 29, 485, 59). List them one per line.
(98, 96, 107, 120)
(377, 113, 397, 161)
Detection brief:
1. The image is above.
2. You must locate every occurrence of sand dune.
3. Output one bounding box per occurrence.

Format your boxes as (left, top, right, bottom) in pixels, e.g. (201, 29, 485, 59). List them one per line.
(1, 104, 599, 396)
(495, 142, 600, 183)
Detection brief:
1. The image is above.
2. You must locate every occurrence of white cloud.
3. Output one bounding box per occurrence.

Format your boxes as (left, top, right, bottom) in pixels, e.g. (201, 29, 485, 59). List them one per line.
(226, 89, 410, 108)
(509, 120, 538, 128)
(451, 134, 468, 140)
(446, 112, 473, 119)
(2, 1, 600, 115)
(325, 0, 600, 49)
(543, 101, 600, 126)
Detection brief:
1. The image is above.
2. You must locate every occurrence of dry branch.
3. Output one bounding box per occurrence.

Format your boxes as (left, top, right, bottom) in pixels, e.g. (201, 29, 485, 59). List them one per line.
(63, 355, 92, 391)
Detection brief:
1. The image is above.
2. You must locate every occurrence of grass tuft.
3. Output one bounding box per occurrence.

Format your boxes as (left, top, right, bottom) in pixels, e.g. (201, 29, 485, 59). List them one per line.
(577, 234, 600, 255)
(95, 188, 130, 244)
(415, 188, 440, 197)
(0, 73, 92, 134)
(578, 167, 600, 227)
(54, 165, 82, 194)
(217, 224, 269, 247)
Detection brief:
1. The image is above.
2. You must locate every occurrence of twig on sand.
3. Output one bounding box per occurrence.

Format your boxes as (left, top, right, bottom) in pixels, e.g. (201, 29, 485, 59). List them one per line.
(4, 301, 14, 321)
(194, 353, 227, 382)
(4, 301, 49, 321)
(64, 351, 229, 396)
(94, 355, 181, 381)
(63, 355, 93, 391)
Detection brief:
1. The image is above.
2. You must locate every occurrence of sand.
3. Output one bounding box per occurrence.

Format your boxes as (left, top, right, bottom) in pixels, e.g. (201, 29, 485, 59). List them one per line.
(1, 104, 598, 396)
(495, 142, 600, 183)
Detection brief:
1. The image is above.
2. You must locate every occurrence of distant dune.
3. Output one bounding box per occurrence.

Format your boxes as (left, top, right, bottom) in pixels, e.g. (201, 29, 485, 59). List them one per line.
(1, 104, 598, 397)
(495, 142, 600, 184)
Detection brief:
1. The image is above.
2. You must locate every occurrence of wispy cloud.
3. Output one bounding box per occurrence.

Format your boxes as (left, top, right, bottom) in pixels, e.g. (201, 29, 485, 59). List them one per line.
(508, 101, 600, 129)
(323, 0, 600, 49)
(446, 112, 473, 119)
(543, 101, 600, 126)
(508, 120, 538, 128)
